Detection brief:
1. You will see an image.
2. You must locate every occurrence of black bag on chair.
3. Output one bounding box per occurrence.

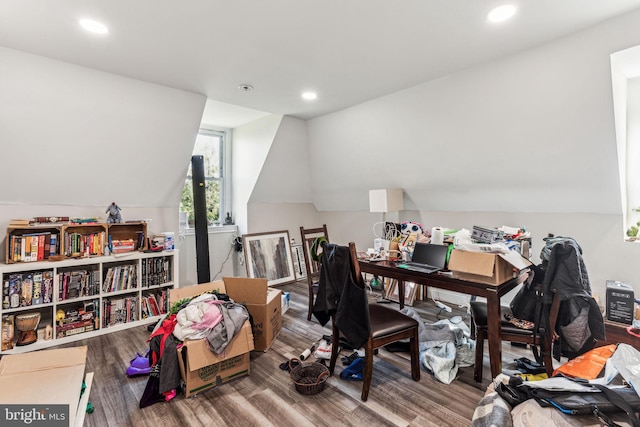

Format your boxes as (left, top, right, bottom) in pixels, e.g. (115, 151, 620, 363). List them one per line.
(510, 264, 545, 323)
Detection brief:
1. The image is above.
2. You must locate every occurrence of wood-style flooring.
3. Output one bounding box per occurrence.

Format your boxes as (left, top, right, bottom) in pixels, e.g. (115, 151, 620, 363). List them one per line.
(51, 280, 533, 427)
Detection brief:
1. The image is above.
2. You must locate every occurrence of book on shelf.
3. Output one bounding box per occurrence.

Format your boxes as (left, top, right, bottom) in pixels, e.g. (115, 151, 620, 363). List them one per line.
(37, 234, 45, 261)
(32, 216, 70, 225)
(30, 235, 38, 261)
(32, 272, 43, 305)
(112, 239, 136, 254)
(42, 271, 53, 304)
(49, 234, 58, 257)
(141, 297, 150, 319)
(148, 294, 160, 316)
(7, 232, 59, 262)
(9, 219, 31, 226)
(20, 274, 32, 307)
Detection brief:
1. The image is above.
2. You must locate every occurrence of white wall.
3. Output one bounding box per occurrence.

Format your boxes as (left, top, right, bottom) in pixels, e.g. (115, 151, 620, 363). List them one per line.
(306, 9, 640, 214)
(177, 226, 239, 286)
(247, 202, 323, 244)
(0, 47, 206, 239)
(231, 115, 283, 235)
(250, 116, 311, 204)
(245, 9, 640, 301)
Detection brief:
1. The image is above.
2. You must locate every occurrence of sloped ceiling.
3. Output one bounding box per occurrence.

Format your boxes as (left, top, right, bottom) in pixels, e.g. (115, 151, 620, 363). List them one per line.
(2, 1, 640, 123)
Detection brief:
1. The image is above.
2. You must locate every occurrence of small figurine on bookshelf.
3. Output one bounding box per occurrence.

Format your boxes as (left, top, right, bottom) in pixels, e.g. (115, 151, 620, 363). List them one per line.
(106, 202, 123, 224)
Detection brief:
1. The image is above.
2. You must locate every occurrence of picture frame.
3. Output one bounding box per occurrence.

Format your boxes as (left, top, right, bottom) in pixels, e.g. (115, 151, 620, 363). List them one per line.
(243, 230, 296, 286)
(386, 279, 418, 306)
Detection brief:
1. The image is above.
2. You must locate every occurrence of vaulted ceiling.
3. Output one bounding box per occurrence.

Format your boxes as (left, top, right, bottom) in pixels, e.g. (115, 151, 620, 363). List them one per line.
(3, 1, 640, 126)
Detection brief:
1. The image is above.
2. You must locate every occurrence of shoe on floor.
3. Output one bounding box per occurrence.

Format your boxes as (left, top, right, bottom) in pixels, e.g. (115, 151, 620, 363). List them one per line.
(126, 350, 151, 376)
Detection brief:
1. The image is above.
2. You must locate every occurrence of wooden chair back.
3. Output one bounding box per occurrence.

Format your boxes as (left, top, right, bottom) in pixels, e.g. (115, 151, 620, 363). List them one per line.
(299, 224, 329, 320)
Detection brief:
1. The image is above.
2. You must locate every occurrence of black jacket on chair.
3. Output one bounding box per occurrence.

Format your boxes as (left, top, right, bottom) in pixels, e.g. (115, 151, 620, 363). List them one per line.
(541, 237, 605, 359)
(312, 243, 371, 348)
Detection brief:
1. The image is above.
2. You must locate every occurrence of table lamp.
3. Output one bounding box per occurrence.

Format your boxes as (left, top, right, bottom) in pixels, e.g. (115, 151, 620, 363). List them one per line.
(369, 189, 404, 240)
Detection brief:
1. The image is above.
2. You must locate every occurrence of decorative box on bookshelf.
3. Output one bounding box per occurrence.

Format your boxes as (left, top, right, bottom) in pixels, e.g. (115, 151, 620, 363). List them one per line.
(5, 226, 62, 264)
(108, 222, 148, 252)
(62, 224, 108, 258)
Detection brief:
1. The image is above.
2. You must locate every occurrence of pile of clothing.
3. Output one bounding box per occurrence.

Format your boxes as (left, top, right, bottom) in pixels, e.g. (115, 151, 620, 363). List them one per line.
(401, 306, 475, 384)
(139, 291, 249, 408)
(472, 343, 640, 427)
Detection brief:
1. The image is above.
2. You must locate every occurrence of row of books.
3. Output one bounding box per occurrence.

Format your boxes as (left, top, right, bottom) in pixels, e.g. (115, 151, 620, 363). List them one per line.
(102, 264, 138, 293)
(2, 271, 54, 309)
(64, 231, 106, 257)
(58, 269, 101, 301)
(7, 232, 59, 263)
(111, 238, 137, 254)
(102, 296, 138, 327)
(141, 257, 172, 287)
(140, 291, 167, 319)
(56, 304, 99, 338)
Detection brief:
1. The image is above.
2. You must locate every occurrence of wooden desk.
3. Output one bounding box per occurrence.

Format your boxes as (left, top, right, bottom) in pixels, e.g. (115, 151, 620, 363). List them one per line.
(359, 260, 528, 379)
(597, 320, 640, 350)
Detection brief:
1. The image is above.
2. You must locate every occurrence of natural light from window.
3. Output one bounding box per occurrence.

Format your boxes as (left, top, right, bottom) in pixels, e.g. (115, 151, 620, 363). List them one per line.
(611, 45, 640, 241)
(180, 129, 226, 228)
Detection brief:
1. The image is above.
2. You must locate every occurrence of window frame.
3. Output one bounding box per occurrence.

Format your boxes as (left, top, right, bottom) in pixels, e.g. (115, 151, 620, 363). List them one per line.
(181, 127, 231, 230)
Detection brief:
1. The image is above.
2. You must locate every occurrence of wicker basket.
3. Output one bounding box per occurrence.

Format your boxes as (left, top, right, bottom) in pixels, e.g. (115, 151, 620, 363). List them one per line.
(289, 358, 330, 395)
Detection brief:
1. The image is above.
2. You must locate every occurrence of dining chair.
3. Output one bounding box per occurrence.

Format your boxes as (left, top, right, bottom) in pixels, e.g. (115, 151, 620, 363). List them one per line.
(299, 225, 329, 321)
(470, 290, 560, 382)
(321, 242, 421, 401)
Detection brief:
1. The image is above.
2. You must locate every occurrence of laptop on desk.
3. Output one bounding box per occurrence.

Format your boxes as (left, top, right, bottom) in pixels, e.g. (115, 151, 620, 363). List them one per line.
(397, 242, 449, 274)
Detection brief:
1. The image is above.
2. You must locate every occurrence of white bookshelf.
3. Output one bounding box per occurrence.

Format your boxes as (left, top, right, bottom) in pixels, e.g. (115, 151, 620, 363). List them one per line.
(1, 249, 178, 354)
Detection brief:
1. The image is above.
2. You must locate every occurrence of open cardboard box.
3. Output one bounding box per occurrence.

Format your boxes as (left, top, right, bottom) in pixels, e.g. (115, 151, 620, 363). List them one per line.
(0, 346, 88, 427)
(171, 281, 255, 398)
(222, 277, 282, 352)
(448, 249, 531, 285)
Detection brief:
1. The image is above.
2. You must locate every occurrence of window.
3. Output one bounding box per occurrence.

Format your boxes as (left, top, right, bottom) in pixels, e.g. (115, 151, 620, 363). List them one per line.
(180, 129, 228, 228)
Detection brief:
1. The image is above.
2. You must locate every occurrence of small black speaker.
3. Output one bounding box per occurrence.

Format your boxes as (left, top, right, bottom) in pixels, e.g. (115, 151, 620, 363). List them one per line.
(191, 155, 210, 283)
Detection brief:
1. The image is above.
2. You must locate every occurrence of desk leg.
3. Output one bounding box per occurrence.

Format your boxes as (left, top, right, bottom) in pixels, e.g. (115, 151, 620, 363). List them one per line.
(398, 280, 405, 310)
(486, 291, 502, 379)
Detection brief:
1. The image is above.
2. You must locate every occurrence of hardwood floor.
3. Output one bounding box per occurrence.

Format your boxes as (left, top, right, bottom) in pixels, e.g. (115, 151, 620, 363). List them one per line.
(52, 280, 533, 427)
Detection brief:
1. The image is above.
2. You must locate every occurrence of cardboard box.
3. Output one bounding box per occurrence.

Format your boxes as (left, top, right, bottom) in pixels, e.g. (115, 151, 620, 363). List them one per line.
(448, 249, 531, 285)
(177, 321, 254, 397)
(170, 281, 255, 397)
(222, 277, 282, 351)
(0, 346, 87, 427)
(171, 277, 282, 351)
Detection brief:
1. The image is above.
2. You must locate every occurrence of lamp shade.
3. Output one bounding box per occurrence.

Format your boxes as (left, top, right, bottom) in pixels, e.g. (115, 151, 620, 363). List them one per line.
(369, 189, 404, 213)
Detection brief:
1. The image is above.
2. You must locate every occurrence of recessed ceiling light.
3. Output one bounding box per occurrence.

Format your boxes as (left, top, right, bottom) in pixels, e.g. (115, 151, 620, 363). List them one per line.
(79, 18, 109, 34)
(302, 92, 317, 100)
(487, 5, 516, 23)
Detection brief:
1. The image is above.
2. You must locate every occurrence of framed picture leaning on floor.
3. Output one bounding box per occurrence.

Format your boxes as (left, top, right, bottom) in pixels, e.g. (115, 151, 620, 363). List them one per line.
(387, 279, 418, 306)
(243, 230, 295, 286)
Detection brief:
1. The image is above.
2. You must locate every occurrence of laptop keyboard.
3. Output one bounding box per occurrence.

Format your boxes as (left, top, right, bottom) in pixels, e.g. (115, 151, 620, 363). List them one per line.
(397, 262, 441, 274)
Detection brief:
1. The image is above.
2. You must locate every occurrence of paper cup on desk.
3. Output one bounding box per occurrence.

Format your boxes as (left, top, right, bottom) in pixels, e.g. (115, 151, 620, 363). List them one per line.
(431, 227, 444, 245)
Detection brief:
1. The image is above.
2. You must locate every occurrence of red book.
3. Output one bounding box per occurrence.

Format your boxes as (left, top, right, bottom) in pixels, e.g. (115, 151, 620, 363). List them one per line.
(37, 234, 45, 261)
(148, 295, 160, 316)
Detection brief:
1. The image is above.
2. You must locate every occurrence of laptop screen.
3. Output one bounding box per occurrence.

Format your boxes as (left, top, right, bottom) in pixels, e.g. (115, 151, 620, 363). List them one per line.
(410, 243, 449, 268)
